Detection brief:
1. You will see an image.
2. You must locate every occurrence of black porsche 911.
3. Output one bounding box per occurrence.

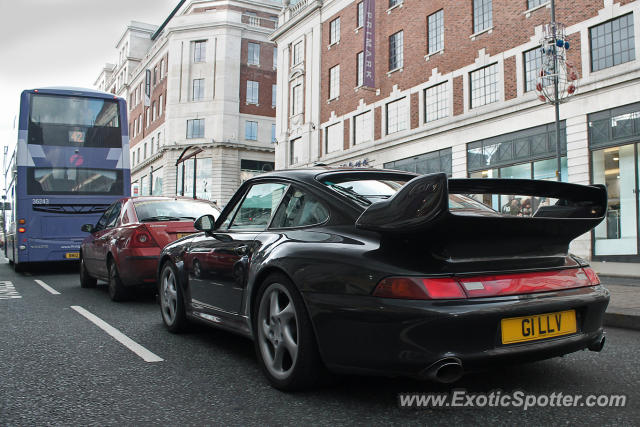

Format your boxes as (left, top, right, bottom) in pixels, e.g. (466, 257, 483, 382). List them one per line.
(157, 168, 609, 390)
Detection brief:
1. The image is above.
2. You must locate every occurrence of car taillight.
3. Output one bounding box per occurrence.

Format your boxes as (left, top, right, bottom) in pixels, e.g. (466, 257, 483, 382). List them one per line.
(582, 267, 600, 285)
(373, 268, 594, 300)
(18, 227, 26, 233)
(373, 277, 466, 300)
(129, 226, 159, 248)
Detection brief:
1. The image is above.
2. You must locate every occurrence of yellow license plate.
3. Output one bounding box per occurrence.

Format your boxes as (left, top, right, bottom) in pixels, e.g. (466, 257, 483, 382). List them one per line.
(65, 252, 80, 259)
(177, 233, 193, 239)
(501, 310, 577, 344)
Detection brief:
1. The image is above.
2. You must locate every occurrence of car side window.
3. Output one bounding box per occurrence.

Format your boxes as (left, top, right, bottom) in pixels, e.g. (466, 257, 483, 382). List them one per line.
(271, 187, 329, 229)
(106, 202, 122, 228)
(229, 183, 288, 231)
(94, 203, 116, 232)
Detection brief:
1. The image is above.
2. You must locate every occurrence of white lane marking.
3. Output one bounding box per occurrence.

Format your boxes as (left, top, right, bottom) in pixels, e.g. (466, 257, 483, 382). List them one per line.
(0, 281, 22, 299)
(34, 279, 61, 295)
(70, 305, 164, 363)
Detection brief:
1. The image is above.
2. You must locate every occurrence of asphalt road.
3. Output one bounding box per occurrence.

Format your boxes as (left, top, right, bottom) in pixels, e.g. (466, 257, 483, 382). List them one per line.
(0, 259, 637, 426)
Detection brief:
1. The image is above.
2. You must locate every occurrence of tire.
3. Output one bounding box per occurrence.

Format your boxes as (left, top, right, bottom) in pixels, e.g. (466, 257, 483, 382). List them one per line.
(253, 273, 323, 391)
(79, 256, 97, 288)
(108, 260, 129, 302)
(159, 261, 188, 333)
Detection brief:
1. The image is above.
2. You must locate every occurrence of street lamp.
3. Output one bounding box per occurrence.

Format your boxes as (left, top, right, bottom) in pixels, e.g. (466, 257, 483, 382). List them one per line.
(535, 0, 579, 182)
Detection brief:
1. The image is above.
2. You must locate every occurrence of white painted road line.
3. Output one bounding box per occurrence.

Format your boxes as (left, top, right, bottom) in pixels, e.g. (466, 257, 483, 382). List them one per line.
(70, 305, 164, 363)
(34, 279, 60, 295)
(0, 281, 21, 299)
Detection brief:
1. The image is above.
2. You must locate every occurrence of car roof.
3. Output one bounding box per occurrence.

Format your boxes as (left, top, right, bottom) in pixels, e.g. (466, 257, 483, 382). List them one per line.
(123, 196, 219, 206)
(251, 167, 417, 186)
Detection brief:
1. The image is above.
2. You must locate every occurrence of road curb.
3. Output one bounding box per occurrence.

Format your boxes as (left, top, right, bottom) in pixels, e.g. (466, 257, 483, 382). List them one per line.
(603, 311, 640, 331)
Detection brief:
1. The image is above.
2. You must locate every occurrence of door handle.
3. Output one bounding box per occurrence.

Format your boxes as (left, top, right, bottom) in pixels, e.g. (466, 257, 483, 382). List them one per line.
(234, 245, 248, 256)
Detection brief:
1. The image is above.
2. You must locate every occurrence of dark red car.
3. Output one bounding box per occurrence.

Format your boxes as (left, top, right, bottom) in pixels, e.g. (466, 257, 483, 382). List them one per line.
(79, 196, 220, 301)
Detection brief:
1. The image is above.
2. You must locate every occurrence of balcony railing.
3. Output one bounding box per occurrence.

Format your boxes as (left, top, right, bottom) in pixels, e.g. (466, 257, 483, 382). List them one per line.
(242, 14, 277, 30)
(290, 0, 311, 17)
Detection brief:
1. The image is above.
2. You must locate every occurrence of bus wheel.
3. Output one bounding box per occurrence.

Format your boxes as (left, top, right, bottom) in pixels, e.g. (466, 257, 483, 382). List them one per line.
(79, 256, 97, 288)
(108, 260, 129, 302)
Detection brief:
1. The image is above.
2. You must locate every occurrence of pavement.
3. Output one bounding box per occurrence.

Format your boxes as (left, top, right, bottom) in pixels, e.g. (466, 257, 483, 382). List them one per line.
(600, 275, 640, 331)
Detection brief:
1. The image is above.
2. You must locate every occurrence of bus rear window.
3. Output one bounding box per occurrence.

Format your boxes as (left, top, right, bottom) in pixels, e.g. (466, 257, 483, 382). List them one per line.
(27, 167, 123, 195)
(28, 94, 122, 148)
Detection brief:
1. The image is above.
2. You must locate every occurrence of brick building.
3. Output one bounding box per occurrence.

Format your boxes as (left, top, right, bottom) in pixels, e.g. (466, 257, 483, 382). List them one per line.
(271, 0, 640, 272)
(95, 0, 281, 207)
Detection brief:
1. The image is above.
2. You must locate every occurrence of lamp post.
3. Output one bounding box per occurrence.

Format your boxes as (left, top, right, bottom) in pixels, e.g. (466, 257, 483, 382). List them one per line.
(535, 0, 579, 182)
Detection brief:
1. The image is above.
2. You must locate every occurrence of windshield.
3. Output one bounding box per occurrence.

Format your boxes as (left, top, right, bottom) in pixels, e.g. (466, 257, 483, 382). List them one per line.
(27, 167, 123, 195)
(28, 94, 122, 148)
(134, 200, 220, 222)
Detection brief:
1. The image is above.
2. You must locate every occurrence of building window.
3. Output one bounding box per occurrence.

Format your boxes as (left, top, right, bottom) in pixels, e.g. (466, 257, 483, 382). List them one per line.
(357, 2, 364, 28)
(144, 142, 148, 159)
(590, 13, 635, 72)
(293, 41, 304, 65)
(146, 109, 150, 127)
(192, 79, 204, 101)
(424, 82, 449, 123)
(193, 40, 206, 62)
(527, 0, 547, 9)
(160, 59, 165, 79)
(384, 147, 452, 176)
(248, 42, 260, 65)
(386, 97, 408, 134)
(137, 147, 141, 164)
(473, 0, 492, 33)
(156, 132, 161, 151)
(330, 18, 341, 45)
(326, 123, 343, 154)
(271, 124, 277, 143)
(138, 114, 142, 133)
(273, 47, 277, 69)
(470, 63, 499, 108)
(290, 137, 302, 164)
(354, 110, 372, 145)
(187, 119, 205, 138)
(151, 137, 155, 154)
(329, 65, 340, 100)
(153, 66, 158, 86)
(133, 119, 137, 137)
(389, 31, 404, 71)
(132, 150, 136, 166)
(272, 84, 277, 107)
(427, 10, 444, 54)
(356, 51, 364, 87)
(389, 0, 403, 8)
(245, 121, 258, 140)
(292, 84, 303, 115)
(152, 102, 157, 121)
(159, 94, 163, 116)
(523, 47, 553, 92)
(247, 80, 259, 104)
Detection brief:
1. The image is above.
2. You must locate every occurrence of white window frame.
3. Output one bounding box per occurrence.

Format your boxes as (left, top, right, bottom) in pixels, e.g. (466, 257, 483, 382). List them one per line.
(329, 65, 340, 100)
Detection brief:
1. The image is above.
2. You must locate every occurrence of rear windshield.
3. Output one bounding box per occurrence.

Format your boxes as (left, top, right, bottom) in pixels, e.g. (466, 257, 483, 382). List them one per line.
(319, 175, 497, 214)
(134, 199, 220, 222)
(29, 94, 121, 148)
(27, 167, 123, 195)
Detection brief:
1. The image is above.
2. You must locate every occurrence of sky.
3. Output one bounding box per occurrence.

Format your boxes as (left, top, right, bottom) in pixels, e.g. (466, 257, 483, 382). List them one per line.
(0, 0, 178, 185)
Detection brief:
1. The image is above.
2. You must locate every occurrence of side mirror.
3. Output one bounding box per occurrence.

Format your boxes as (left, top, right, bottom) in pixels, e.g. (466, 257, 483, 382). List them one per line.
(194, 214, 216, 232)
(81, 224, 94, 233)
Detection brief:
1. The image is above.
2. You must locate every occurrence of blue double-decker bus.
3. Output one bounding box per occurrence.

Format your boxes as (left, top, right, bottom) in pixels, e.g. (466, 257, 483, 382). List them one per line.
(3, 87, 130, 271)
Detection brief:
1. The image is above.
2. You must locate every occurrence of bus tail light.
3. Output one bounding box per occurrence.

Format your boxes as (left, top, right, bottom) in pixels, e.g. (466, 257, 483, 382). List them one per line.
(129, 226, 159, 248)
(19, 219, 25, 224)
(18, 227, 26, 233)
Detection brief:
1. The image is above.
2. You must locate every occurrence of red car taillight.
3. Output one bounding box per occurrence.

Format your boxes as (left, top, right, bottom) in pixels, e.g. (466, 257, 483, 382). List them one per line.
(129, 226, 159, 248)
(373, 267, 597, 300)
(582, 267, 600, 285)
(373, 277, 466, 300)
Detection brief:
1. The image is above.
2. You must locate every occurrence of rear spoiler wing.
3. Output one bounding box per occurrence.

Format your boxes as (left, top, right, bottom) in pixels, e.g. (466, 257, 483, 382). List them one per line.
(355, 173, 607, 261)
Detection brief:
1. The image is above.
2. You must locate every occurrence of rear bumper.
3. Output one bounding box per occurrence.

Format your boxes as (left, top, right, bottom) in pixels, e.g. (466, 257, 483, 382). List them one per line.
(303, 285, 610, 378)
(117, 247, 161, 286)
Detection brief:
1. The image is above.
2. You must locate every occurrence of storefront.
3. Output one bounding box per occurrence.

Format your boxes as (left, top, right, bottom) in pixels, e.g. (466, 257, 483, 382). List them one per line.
(384, 148, 452, 176)
(589, 103, 640, 261)
(466, 122, 568, 214)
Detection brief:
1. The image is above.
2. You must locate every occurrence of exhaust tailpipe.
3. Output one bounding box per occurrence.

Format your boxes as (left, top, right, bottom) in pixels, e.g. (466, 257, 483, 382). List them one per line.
(423, 357, 464, 383)
(588, 335, 605, 352)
